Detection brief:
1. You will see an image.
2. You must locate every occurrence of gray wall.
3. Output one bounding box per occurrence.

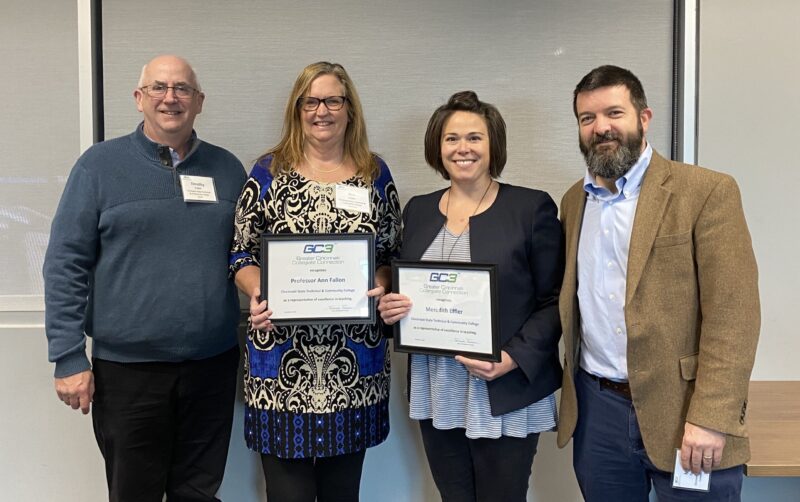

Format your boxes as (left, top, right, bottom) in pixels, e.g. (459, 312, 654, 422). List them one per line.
(101, 0, 674, 207)
(100, 2, 671, 501)
(1, 0, 797, 500)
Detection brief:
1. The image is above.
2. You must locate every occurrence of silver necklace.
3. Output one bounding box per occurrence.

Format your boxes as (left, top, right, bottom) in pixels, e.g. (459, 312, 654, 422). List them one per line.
(441, 180, 494, 261)
(304, 152, 344, 173)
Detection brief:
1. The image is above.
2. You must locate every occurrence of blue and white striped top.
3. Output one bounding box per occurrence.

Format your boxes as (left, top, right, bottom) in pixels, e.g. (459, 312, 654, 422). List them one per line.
(408, 225, 557, 438)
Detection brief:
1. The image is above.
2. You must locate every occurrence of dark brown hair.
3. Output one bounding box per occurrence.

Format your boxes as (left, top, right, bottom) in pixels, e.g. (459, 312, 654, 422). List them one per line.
(573, 65, 648, 118)
(424, 91, 507, 180)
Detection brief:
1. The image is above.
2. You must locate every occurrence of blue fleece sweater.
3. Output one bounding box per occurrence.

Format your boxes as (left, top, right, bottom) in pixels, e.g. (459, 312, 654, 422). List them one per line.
(44, 124, 247, 377)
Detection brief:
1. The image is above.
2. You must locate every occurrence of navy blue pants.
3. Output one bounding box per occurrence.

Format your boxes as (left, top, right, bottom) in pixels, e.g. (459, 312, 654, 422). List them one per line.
(573, 368, 743, 502)
(92, 347, 239, 502)
(419, 419, 540, 502)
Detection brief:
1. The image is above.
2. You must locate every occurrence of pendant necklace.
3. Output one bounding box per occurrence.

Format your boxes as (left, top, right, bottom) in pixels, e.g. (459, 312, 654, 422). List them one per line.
(304, 152, 344, 173)
(441, 180, 494, 261)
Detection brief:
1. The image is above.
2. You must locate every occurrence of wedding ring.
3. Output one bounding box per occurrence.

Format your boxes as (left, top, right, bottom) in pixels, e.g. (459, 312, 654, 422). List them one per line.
(702, 455, 712, 460)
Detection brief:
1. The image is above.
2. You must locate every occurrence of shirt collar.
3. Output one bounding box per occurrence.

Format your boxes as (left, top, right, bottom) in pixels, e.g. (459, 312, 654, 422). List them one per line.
(583, 142, 653, 202)
(139, 122, 198, 166)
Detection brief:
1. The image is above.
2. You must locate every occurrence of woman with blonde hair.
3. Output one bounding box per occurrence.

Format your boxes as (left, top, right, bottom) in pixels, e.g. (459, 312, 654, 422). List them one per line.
(230, 62, 401, 502)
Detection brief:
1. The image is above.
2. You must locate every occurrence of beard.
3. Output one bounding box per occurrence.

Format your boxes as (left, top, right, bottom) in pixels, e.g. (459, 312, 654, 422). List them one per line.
(579, 122, 644, 181)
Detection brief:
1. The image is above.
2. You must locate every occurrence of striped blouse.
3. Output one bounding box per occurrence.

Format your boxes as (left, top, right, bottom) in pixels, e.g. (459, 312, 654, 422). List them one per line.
(408, 225, 557, 438)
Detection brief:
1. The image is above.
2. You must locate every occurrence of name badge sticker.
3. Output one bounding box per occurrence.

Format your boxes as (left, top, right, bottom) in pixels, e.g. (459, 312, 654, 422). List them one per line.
(671, 449, 711, 492)
(180, 175, 218, 203)
(334, 184, 370, 214)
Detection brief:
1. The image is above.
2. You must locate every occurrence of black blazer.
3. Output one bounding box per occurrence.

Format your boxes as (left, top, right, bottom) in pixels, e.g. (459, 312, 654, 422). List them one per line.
(400, 183, 564, 416)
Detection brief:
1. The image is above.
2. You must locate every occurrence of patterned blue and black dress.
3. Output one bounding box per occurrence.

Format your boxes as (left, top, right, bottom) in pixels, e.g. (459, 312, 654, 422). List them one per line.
(229, 155, 401, 458)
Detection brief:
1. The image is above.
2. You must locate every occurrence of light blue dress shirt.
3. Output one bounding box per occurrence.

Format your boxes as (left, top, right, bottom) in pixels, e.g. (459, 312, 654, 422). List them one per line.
(143, 129, 184, 166)
(577, 144, 653, 381)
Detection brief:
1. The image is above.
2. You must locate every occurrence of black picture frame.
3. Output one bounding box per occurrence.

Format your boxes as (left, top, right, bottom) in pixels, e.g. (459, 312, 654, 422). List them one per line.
(391, 260, 500, 362)
(260, 233, 376, 325)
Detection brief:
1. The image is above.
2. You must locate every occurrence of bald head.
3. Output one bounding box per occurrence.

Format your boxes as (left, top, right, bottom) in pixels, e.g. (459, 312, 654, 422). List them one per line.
(137, 55, 201, 91)
(134, 54, 205, 156)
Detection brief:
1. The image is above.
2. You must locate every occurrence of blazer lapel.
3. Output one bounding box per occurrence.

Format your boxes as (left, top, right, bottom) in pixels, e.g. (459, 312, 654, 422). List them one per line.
(626, 152, 672, 304)
(564, 189, 586, 299)
(561, 184, 586, 368)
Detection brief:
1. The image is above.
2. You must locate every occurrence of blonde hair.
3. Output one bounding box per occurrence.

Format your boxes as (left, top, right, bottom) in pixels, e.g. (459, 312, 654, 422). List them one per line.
(261, 62, 378, 181)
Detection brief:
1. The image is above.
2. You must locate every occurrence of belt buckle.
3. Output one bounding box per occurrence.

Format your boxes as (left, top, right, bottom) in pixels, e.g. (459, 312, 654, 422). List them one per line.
(603, 379, 631, 399)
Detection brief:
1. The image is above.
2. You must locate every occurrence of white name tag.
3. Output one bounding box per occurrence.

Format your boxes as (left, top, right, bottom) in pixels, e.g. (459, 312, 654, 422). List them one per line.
(671, 449, 711, 492)
(335, 184, 370, 213)
(180, 175, 218, 203)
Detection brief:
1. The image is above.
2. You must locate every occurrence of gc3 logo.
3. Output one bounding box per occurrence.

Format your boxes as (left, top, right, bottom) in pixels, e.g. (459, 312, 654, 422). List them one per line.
(429, 272, 458, 283)
(303, 244, 334, 254)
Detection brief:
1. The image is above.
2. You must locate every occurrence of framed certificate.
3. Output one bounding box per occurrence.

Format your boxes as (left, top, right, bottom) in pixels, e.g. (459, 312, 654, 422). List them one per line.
(391, 260, 500, 362)
(260, 233, 376, 325)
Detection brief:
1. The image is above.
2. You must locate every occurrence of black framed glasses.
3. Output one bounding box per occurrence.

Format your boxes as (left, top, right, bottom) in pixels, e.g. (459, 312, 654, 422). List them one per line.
(140, 83, 198, 99)
(297, 96, 347, 111)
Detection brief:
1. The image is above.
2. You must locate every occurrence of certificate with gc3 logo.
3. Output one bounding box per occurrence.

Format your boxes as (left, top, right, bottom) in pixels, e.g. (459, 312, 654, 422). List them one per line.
(391, 260, 500, 362)
(260, 233, 376, 325)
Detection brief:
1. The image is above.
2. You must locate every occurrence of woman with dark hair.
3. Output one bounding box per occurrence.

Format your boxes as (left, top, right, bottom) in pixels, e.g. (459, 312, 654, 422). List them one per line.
(229, 62, 401, 502)
(379, 91, 563, 502)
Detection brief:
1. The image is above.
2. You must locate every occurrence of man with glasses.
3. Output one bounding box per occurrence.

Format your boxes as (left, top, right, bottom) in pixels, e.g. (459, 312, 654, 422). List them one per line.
(44, 55, 246, 501)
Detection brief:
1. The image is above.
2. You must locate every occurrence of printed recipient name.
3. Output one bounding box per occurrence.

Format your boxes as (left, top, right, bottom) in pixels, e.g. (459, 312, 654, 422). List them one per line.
(424, 306, 463, 314)
(289, 277, 346, 284)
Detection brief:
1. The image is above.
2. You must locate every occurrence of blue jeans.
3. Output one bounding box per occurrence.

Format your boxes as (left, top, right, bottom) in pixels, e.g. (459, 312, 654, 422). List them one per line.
(573, 368, 743, 502)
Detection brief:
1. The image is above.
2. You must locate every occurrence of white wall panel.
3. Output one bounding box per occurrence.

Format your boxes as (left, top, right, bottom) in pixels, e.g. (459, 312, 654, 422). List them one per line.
(0, 0, 80, 308)
(697, 3, 800, 498)
(698, 2, 800, 380)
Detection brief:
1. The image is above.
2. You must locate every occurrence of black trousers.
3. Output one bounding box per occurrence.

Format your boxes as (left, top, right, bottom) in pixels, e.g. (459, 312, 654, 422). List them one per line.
(91, 347, 239, 502)
(260, 450, 366, 502)
(419, 419, 540, 502)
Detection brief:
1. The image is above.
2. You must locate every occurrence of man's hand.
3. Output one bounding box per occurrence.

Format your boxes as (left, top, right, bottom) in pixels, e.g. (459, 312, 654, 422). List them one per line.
(680, 422, 726, 474)
(455, 351, 518, 381)
(55, 370, 95, 415)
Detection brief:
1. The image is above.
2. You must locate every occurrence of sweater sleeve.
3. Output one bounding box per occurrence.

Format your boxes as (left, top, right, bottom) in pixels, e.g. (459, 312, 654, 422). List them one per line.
(43, 161, 99, 378)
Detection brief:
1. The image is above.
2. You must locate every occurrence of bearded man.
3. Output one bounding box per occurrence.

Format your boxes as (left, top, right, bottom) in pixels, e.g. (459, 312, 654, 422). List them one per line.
(556, 65, 760, 502)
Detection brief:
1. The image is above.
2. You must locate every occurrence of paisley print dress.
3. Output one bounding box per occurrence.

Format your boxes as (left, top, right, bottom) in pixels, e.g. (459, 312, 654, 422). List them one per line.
(229, 155, 401, 458)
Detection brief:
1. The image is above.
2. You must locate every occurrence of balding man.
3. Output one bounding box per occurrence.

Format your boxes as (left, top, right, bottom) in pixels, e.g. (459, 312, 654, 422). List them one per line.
(44, 55, 246, 501)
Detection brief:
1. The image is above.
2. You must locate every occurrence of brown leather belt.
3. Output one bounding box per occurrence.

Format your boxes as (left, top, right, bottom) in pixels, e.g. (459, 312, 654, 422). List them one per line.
(586, 371, 632, 400)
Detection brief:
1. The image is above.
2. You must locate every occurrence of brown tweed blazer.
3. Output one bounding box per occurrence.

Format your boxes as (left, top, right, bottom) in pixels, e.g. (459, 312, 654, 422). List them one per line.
(556, 151, 760, 471)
